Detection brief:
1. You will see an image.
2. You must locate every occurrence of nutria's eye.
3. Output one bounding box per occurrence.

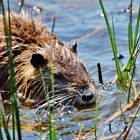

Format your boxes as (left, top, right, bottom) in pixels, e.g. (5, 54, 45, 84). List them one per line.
(30, 53, 46, 69)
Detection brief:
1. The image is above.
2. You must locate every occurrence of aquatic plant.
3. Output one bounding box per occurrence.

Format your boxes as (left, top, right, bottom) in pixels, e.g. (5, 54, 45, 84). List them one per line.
(79, 0, 139, 139)
(0, 0, 22, 139)
(0, 0, 57, 139)
(99, 0, 140, 97)
(0, 0, 139, 140)
(39, 67, 57, 140)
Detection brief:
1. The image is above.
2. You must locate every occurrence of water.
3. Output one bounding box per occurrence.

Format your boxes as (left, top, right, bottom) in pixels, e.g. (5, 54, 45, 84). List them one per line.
(2, 0, 140, 139)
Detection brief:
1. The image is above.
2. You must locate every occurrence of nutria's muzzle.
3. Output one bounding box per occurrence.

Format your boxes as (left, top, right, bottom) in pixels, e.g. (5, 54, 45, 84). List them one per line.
(82, 93, 94, 102)
(76, 86, 96, 107)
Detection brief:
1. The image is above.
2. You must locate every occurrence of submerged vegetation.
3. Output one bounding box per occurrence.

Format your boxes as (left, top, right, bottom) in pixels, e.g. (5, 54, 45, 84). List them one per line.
(0, 0, 140, 140)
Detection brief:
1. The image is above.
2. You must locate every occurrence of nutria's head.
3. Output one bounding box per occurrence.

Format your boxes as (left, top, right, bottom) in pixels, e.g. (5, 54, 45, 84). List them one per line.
(0, 13, 96, 109)
(22, 42, 96, 109)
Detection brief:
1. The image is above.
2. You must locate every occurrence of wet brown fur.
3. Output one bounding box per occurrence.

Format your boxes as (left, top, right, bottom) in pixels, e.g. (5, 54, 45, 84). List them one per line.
(0, 13, 96, 107)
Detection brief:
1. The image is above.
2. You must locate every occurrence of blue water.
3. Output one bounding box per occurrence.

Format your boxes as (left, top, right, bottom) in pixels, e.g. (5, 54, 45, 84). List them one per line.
(3, 0, 140, 139)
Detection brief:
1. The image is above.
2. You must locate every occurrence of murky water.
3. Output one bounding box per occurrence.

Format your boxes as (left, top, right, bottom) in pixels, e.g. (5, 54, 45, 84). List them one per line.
(2, 0, 140, 139)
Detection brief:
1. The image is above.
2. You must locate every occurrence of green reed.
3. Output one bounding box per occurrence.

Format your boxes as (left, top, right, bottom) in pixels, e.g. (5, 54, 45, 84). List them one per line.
(0, 0, 22, 139)
(0, 0, 57, 139)
(99, 0, 122, 81)
(99, 0, 140, 95)
(0, 109, 11, 140)
(49, 69, 57, 140)
(0, 128, 3, 140)
(39, 67, 57, 140)
(0, 92, 11, 140)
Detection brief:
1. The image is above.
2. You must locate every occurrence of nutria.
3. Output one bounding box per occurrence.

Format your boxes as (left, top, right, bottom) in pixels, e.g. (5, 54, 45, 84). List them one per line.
(0, 12, 96, 109)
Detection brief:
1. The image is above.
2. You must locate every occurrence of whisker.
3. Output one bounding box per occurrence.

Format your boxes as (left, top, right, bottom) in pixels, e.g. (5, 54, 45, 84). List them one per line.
(36, 95, 65, 110)
(72, 97, 78, 107)
(34, 94, 65, 108)
(54, 95, 75, 109)
(60, 99, 73, 111)
(36, 94, 73, 112)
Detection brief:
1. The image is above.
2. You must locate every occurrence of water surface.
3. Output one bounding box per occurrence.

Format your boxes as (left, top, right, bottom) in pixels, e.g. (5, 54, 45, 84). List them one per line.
(3, 0, 140, 139)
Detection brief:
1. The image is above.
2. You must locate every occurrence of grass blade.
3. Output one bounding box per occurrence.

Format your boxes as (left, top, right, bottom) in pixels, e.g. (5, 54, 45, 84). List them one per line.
(49, 69, 57, 140)
(0, 92, 11, 140)
(99, 0, 122, 81)
(128, 0, 133, 54)
(39, 67, 57, 140)
(1, 0, 22, 139)
(0, 128, 3, 140)
(0, 109, 11, 140)
(7, 1, 22, 139)
(133, 4, 140, 47)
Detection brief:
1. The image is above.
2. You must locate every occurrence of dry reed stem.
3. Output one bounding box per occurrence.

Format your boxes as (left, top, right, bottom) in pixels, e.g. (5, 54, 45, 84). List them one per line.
(81, 93, 140, 139)
(100, 133, 119, 140)
(104, 93, 140, 123)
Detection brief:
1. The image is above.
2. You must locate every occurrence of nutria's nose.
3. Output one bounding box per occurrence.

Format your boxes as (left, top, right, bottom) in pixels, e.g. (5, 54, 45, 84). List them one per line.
(82, 93, 94, 102)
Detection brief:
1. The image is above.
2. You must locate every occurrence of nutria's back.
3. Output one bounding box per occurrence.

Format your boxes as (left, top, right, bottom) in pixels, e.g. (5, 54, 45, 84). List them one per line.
(0, 13, 96, 109)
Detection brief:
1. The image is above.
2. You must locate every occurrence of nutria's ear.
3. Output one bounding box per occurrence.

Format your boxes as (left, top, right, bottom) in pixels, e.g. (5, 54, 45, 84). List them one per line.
(30, 53, 46, 69)
(71, 42, 77, 53)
